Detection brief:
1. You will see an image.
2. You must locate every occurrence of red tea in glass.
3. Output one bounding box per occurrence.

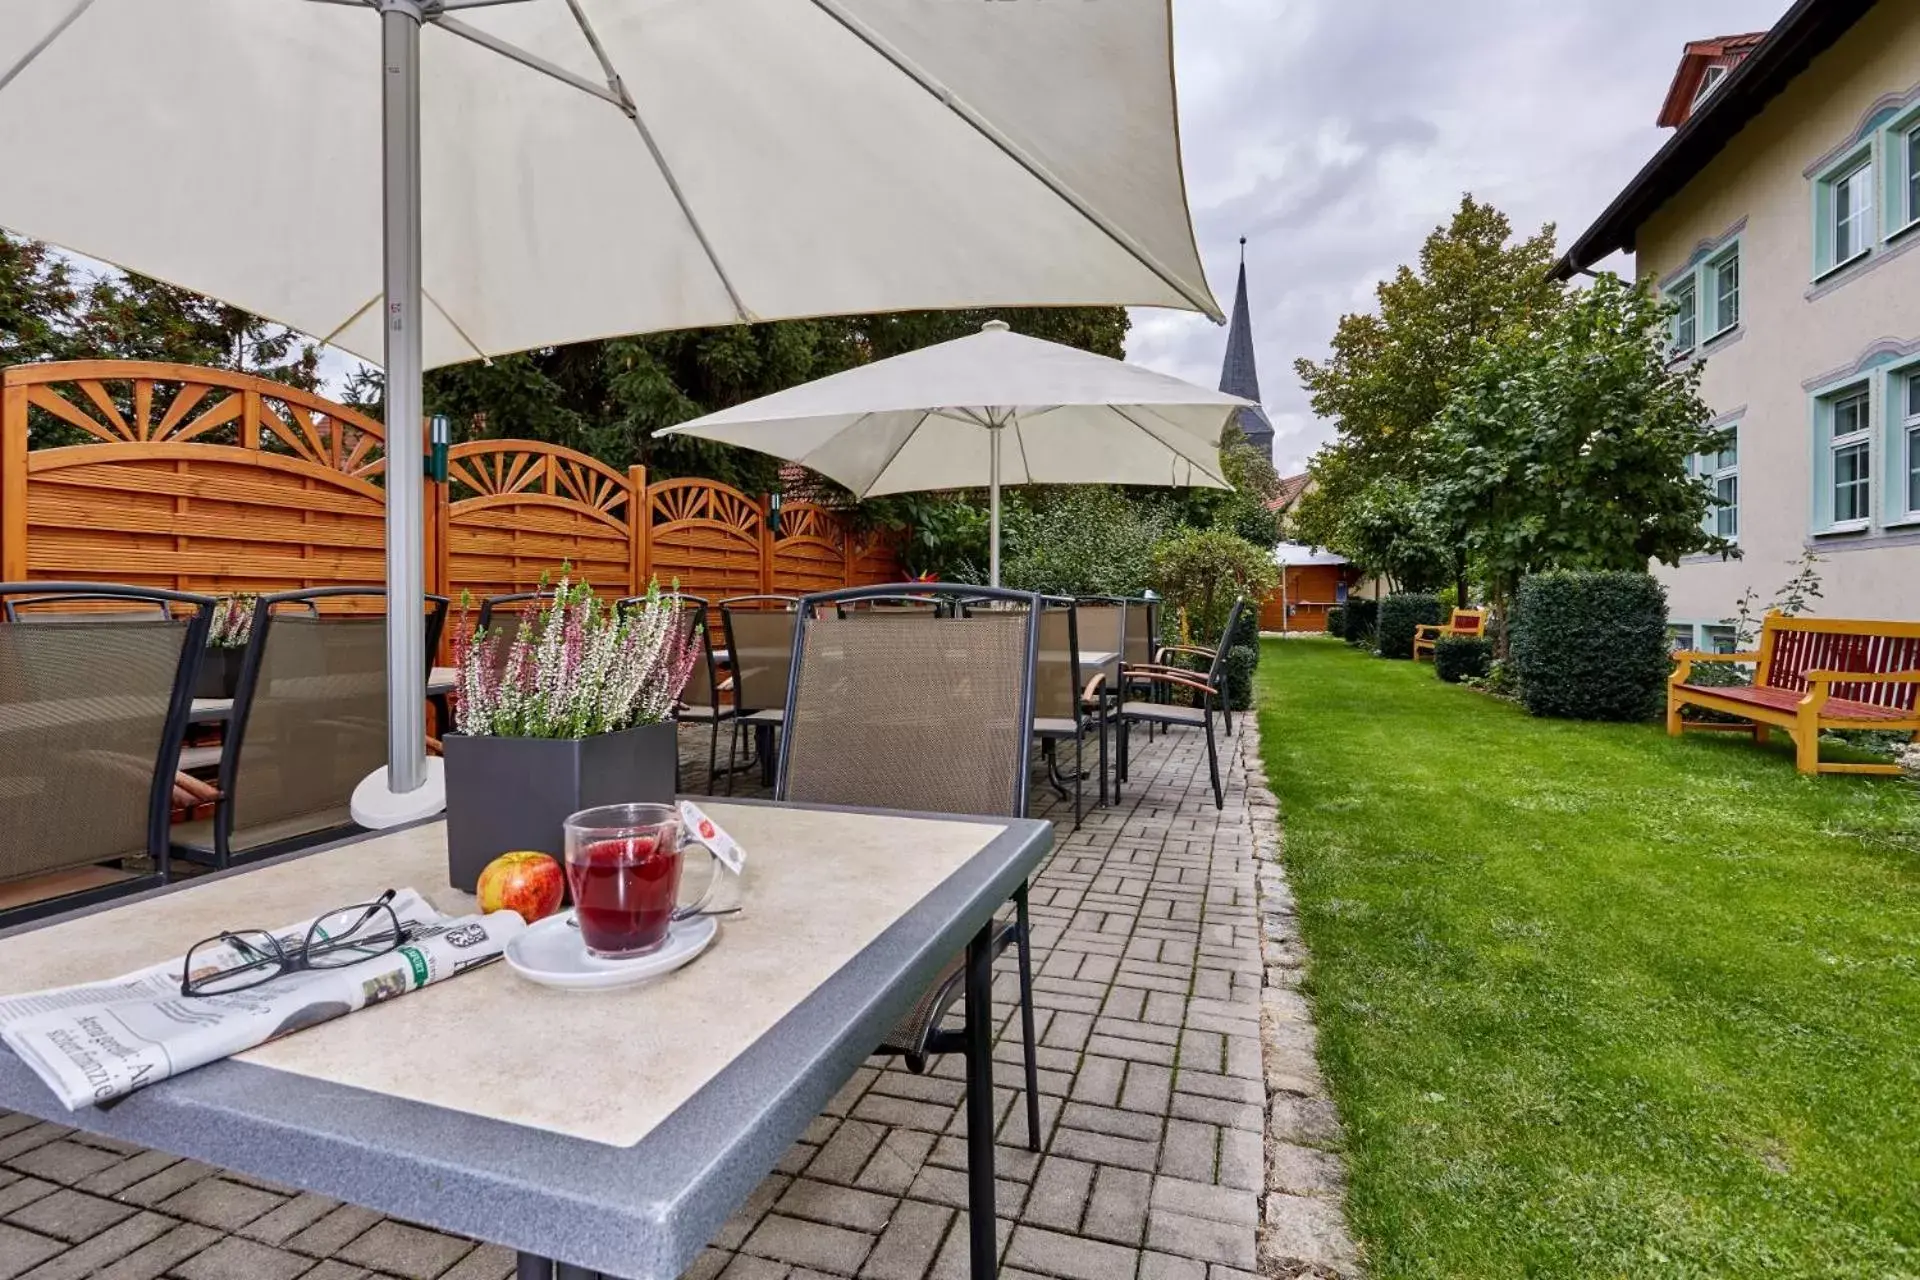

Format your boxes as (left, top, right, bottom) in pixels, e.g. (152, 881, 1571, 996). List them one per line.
(563, 804, 718, 958)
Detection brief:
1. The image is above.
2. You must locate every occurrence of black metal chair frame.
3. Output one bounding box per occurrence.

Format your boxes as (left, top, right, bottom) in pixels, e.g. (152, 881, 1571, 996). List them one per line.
(3, 591, 174, 623)
(0, 582, 213, 926)
(833, 592, 951, 618)
(718, 594, 800, 793)
(775, 583, 1046, 1220)
(1116, 596, 1246, 810)
(192, 587, 449, 868)
(475, 590, 558, 634)
(983, 595, 1107, 829)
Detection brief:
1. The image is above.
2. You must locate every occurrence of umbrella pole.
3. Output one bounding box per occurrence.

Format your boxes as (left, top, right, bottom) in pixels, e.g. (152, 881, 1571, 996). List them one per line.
(988, 425, 1001, 588)
(354, 0, 441, 825)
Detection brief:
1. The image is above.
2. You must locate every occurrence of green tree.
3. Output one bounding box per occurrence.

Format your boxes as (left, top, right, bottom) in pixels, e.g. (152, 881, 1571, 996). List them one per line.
(1151, 527, 1279, 644)
(1292, 195, 1564, 596)
(1424, 272, 1732, 639)
(0, 233, 79, 366)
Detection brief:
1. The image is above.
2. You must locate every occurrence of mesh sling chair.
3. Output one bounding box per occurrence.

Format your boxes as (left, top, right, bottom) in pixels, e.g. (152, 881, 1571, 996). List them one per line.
(631, 593, 733, 795)
(1116, 597, 1247, 810)
(719, 595, 799, 794)
(0, 583, 211, 925)
(776, 583, 1045, 1152)
(175, 587, 449, 867)
(835, 593, 949, 618)
(1011, 597, 1107, 829)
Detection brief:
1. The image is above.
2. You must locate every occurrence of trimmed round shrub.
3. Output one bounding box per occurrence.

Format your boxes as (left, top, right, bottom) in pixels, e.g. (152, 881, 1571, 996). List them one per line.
(1344, 598, 1379, 649)
(1324, 605, 1347, 640)
(1510, 570, 1670, 720)
(1377, 592, 1443, 660)
(1433, 634, 1493, 684)
(1223, 645, 1257, 711)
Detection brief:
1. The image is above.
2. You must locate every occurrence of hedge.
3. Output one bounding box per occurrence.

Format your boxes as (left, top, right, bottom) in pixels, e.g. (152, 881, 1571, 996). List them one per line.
(1224, 645, 1257, 711)
(1344, 598, 1379, 649)
(1434, 634, 1493, 683)
(1509, 570, 1670, 720)
(1325, 605, 1347, 640)
(1377, 593, 1443, 660)
(1229, 603, 1261, 668)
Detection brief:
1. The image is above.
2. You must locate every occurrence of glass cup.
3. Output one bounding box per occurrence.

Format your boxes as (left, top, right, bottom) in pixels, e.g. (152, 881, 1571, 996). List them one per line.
(562, 803, 720, 959)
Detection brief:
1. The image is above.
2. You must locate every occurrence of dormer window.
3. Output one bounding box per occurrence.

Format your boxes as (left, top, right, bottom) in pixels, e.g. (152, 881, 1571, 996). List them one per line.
(1692, 64, 1728, 110)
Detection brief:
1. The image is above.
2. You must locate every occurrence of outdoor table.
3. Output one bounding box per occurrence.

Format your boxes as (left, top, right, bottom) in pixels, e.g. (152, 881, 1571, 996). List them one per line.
(0, 801, 1051, 1280)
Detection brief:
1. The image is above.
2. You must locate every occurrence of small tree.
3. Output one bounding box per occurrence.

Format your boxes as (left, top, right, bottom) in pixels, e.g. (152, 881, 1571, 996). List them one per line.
(1151, 529, 1279, 645)
(1425, 272, 1732, 644)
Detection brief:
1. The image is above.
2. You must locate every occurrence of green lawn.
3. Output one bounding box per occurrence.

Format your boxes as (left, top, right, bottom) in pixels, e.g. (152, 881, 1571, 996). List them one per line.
(1254, 638, 1920, 1279)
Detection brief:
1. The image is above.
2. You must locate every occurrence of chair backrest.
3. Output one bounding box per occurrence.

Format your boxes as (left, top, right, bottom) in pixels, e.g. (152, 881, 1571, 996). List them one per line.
(778, 585, 1038, 818)
(1074, 598, 1126, 665)
(0, 583, 210, 885)
(1759, 613, 1920, 709)
(836, 592, 947, 619)
(721, 596, 800, 714)
(222, 588, 448, 853)
(1124, 598, 1158, 666)
(1034, 598, 1083, 722)
(4, 592, 175, 625)
(474, 591, 557, 663)
(1448, 609, 1488, 637)
(1205, 598, 1249, 684)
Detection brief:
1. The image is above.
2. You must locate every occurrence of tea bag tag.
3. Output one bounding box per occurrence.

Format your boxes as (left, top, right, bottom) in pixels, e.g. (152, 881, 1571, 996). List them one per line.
(681, 801, 745, 876)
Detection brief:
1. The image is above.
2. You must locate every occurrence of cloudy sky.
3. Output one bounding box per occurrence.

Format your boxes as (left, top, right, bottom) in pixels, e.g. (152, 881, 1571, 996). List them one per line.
(1129, 0, 1790, 477)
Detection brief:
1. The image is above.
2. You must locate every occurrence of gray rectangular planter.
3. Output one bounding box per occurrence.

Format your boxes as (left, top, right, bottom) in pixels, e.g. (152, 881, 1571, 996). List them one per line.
(442, 722, 679, 892)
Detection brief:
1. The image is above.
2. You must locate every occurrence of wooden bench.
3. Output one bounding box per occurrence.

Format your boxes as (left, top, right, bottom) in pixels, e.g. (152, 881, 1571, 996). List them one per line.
(1667, 613, 1920, 775)
(1413, 608, 1488, 660)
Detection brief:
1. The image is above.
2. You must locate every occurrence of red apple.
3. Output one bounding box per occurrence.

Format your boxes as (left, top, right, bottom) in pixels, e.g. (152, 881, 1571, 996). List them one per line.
(476, 851, 564, 924)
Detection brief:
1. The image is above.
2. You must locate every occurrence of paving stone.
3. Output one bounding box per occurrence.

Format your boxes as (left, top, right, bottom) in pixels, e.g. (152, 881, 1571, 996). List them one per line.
(1267, 1098, 1345, 1151)
(12, 1210, 171, 1280)
(284, 1204, 385, 1258)
(334, 1220, 474, 1279)
(1157, 1120, 1217, 1183)
(0, 1224, 63, 1280)
(776, 1179, 897, 1233)
(297, 1262, 376, 1280)
(1067, 1059, 1124, 1108)
(0, 1125, 69, 1166)
(156, 1177, 285, 1231)
(90, 1223, 221, 1280)
(1150, 1177, 1258, 1227)
(855, 1130, 936, 1197)
(0, 1181, 55, 1219)
(712, 1174, 791, 1251)
(5, 1187, 138, 1243)
(1082, 1166, 1150, 1247)
(740, 1214, 873, 1275)
(73, 1152, 180, 1199)
(681, 1247, 732, 1280)
(1019, 1159, 1093, 1233)
(857, 1200, 952, 1280)
(438, 1242, 516, 1280)
(113, 1160, 217, 1208)
(808, 1121, 886, 1186)
(1262, 1142, 1347, 1199)
(1119, 1064, 1173, 1115)
(1139, 1251, 1207, 1280)
(2, 1143, 122, 1189)
(719, 1254, 789, 1280)
(1003, 1225, 1137, 1280)
(1259, 1194, 1359, 1274)
(1059, 1102, 1161, 1143)
(170, 1235, 315, 1280)
(240, 1192, 344, 1246)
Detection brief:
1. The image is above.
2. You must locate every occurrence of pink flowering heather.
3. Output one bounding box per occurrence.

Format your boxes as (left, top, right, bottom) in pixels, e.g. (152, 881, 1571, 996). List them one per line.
(207, 594, 257, 649)
(452, 575, 697, 739)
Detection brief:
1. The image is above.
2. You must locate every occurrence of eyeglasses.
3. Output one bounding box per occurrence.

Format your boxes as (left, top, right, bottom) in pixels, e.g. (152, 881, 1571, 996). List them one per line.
(179, 889, 413, 998)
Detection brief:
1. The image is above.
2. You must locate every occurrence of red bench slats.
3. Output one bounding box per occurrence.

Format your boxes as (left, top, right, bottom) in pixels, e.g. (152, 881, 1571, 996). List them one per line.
(1676, 682, 1912, 722)
(1764, 629, 1920, 711)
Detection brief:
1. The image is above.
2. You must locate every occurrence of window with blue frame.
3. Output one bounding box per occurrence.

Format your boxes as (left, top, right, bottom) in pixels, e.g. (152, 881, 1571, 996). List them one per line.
(1670, 278, 1697, 356)
(1692, 429, 1738, 540)
(1906, 121, 1920, 232)
(1706, 245, 1740, 337)
(1904, 369, 1920, 520)
(1814, 147, 1875, 276)
(1824, 386, 1872, 527)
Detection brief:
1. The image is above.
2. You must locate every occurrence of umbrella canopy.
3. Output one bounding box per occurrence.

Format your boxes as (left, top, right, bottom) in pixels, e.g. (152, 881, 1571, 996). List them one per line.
(0, 0, 1217, 812)
(662, 321, 1250, 583)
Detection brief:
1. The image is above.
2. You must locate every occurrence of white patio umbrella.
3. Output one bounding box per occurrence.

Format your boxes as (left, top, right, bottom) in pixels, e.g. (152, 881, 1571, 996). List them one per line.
(661, 321, 1251, 584)
(0, 0, 1218, 821)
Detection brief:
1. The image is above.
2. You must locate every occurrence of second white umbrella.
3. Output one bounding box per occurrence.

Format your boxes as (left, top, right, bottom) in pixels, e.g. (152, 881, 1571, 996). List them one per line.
(661, 321, 1251, 584)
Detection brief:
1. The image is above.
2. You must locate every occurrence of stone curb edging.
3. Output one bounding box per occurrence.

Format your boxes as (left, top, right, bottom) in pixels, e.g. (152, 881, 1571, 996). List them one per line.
(1238, 710, 1365, 1278)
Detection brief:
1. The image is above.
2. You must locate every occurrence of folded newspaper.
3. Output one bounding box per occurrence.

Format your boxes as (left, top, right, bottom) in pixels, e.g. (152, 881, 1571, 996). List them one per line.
(0, 889, 526, 1110)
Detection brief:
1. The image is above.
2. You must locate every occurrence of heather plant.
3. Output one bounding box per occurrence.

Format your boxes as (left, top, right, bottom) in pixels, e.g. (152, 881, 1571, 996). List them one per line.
(452, 576, 697, 739)
(207, 594, 257, 649)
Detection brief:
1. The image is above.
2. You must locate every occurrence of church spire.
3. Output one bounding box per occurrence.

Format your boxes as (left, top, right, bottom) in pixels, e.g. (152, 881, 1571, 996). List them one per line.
(1218, 237, 1274, 459)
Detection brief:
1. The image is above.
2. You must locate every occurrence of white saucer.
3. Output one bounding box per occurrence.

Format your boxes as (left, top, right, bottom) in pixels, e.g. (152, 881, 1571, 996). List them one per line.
(505, 912, 718, 991)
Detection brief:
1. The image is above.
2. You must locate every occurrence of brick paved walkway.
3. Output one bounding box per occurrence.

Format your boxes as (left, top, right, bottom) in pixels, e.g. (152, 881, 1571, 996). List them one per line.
(0, 711, 1358, 1280)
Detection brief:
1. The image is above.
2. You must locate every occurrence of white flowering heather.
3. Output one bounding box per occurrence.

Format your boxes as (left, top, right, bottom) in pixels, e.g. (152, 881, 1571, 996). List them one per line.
(207, 594, 257, 649)
(451, 576, 699, 739)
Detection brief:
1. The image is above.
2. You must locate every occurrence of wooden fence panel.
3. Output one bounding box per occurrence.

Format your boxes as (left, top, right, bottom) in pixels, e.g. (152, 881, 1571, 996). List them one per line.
(1, 363, 910, 613)
(646, 478, 766, 603)
(444, 442, 635, 607)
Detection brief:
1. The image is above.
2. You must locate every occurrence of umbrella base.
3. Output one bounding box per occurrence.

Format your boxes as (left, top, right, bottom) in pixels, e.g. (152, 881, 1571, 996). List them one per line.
(350, 759, 447, 829)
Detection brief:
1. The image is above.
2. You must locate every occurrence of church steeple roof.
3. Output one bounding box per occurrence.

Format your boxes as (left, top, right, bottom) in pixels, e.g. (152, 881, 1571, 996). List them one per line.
(1218, 238, 1274, 460)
